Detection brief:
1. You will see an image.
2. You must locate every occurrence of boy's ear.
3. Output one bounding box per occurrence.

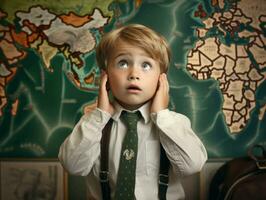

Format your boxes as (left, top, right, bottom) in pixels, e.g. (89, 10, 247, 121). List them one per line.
(106, 80, 110, 91)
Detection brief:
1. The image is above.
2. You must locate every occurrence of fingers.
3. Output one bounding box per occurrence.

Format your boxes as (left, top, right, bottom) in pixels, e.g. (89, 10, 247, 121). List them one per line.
(100, 70, 108, 91)
(158, 73, 169, 95)
(160, 73, 169, 105)
(150, 73, 169, 113)
(98, 71, 109, 108)
(97, 71, 115, 115)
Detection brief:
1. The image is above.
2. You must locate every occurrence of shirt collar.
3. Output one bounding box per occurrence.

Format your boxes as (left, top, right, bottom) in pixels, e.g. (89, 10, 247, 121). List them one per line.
(112, 101, 151, 124)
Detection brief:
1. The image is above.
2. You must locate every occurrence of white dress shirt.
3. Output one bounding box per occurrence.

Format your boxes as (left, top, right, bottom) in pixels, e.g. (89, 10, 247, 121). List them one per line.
(59, 102, 207, 200)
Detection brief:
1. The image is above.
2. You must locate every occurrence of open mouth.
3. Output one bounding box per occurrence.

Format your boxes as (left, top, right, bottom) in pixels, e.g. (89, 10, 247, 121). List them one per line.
(127, 85, 141, 92)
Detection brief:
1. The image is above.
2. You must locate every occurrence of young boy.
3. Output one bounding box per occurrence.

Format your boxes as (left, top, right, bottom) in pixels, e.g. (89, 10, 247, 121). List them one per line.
(59, 24, 207, 200)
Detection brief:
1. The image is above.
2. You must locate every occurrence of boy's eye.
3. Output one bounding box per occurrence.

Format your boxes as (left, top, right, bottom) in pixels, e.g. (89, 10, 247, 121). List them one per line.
(117, 60, 128, 69)
(142, 62, 152, 71)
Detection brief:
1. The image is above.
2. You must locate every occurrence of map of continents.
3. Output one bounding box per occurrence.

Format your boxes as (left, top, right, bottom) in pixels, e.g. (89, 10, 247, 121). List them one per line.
(182, 0, 265, 156)
(0, 0, 129, 156)
(187, 0, 266, 134)
(0, 0, 265, 158)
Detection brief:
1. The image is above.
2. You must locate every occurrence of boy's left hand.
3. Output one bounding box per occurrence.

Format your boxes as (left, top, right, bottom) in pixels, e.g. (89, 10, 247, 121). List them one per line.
(150, 73, 169, 113)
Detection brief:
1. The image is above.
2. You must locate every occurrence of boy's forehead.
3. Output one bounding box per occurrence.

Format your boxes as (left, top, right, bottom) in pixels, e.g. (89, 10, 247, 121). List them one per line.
(110, 40, 151, 58)
(115, 39, 135, 49)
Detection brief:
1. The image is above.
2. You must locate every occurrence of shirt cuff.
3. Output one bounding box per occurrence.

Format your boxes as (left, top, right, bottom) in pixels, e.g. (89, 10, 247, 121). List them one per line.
(83, 108, 111, 127)
(150, 109, 169, 124)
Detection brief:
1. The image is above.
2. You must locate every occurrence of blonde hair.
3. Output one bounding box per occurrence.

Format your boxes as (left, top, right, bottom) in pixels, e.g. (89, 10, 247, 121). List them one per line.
(96, 24, 171, 72)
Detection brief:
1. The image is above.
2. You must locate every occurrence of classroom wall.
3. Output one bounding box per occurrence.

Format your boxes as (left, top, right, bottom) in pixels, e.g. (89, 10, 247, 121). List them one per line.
(0, 0, 265, 199)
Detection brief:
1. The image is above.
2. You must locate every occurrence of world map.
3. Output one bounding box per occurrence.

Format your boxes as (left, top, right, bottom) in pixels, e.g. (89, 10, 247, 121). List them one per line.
(187, 0, 265, 133)
(0, 0, 265, 158)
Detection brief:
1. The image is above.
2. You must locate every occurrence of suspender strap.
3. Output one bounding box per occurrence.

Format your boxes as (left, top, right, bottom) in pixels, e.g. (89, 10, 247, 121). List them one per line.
(100, 119, 113, 200)
(158, 144, 170, 200)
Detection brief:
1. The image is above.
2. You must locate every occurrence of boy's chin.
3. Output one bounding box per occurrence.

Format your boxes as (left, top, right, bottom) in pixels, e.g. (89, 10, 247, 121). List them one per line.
(116, 99, 150, 110)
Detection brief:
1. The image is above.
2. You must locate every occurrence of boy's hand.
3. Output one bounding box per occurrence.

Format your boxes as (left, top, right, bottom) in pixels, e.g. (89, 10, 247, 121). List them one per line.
(97, 71, 115, 115)
(150, 73, 169, 113)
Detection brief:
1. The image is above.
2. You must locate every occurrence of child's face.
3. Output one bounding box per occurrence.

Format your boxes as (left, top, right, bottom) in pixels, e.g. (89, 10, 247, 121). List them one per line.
(106, 40, 161, 110)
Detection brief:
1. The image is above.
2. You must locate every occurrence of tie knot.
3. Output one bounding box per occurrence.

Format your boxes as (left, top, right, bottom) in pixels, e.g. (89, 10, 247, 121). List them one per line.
(121, 111, 141, 129)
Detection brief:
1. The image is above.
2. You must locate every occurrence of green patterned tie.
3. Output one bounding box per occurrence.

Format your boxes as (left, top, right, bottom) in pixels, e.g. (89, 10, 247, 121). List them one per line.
(114, 111, 141, 200)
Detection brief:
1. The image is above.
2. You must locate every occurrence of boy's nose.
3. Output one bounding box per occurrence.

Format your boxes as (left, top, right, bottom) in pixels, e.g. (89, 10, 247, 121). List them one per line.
(128, 66, 140, 80)
(128, 75, 139, 80)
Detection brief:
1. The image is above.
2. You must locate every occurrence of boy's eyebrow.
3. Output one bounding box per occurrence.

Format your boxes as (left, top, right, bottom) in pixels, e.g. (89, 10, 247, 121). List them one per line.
(113, 52, 131, 59)
(114, 52, 152, 59)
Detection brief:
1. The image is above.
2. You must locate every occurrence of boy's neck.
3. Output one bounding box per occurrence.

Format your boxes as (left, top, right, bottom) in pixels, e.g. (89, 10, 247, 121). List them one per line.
(115, 99, 150, 111)
(112, 100, 151, 124)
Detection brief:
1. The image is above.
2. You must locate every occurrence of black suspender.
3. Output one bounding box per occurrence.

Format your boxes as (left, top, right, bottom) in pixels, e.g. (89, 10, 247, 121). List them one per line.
(100, 120, 113, 200)
(100, 119, 170, 200)
(159, 144, 170, 200)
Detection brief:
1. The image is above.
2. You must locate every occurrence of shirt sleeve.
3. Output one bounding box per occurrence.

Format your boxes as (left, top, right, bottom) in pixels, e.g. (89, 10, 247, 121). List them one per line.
(58, 108, 111, 176)
(151, 109, 208, 177)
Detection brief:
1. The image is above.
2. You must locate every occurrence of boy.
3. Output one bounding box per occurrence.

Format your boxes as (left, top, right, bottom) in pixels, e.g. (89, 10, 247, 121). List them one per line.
(58, 24, 207, 200)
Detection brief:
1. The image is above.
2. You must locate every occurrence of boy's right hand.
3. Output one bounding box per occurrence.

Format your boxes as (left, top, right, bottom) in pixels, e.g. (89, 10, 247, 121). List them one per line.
(97, 71, 115, 115)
